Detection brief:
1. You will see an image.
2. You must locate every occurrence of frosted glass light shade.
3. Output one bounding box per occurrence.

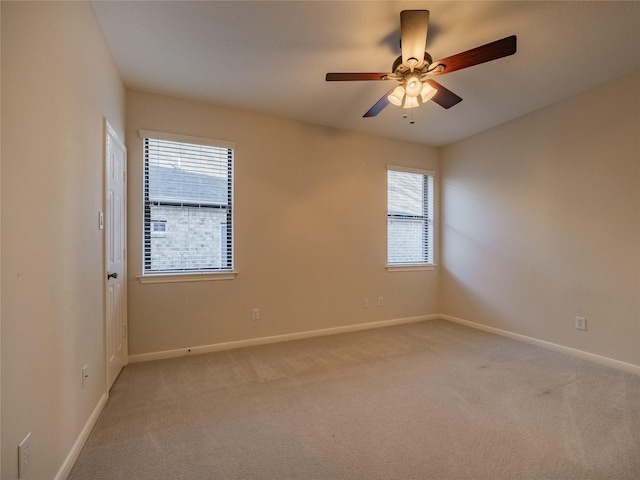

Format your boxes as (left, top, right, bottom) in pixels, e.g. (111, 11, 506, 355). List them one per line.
(420, 82, 437, 103)
(404, 74, 422, 97)
(403, 96, 419, 109)
(388, 86, 405, 106)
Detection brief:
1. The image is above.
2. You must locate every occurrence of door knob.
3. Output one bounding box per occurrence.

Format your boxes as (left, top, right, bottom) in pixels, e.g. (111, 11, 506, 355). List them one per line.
(107, 272, 118, 280)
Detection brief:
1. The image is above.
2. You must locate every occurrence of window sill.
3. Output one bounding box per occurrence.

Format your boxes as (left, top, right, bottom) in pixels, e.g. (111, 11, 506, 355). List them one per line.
(137, 271, 237, 284)
(386, 264, 437, 272)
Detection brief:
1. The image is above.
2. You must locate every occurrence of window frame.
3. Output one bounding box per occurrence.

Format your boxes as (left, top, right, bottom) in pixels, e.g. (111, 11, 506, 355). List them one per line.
(137, 130, 237, 284)
(386, 165, 436, 271)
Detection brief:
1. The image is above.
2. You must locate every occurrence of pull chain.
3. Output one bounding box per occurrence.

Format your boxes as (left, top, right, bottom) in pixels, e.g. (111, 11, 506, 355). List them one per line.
(402, 110, 416, 124)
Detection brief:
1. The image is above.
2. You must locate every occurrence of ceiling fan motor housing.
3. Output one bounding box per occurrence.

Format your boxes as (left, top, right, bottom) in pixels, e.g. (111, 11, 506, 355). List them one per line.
(391, 52, 433, 78)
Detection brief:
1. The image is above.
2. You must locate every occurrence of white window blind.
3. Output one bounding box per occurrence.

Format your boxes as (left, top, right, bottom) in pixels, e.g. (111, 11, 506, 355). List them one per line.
(387, 166, 434, 266)
(141, 130, 234, 274)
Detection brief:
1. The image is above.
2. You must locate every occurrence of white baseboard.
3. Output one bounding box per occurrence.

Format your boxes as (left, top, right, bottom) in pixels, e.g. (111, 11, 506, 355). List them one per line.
(440, 314, 640, 376)
(129, 313, 640, 376)
(55, 392, 108, 480)
(129, 314, 439, 363)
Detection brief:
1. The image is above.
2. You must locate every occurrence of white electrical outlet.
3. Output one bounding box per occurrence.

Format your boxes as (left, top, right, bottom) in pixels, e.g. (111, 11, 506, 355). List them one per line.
(378, 296, 384, 306)
(252, 308, 260, 320)
(82, 365, 89, 388)
(575, 316, 587, 331)
(18, 432, 32, 478)
(363, 298, 369, 308)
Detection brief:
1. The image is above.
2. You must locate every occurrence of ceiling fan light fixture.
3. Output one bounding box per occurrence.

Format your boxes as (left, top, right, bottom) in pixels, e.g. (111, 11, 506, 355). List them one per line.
(420, 82, 437, 103)
(388, 85, 405, 106)
(404, 96, 419, 109)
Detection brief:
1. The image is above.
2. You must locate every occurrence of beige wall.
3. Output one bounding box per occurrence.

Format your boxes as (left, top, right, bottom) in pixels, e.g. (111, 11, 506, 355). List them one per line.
(1, 2, 125, 479)
(126, 90, 440, 356)
(441, 72, 640, 366)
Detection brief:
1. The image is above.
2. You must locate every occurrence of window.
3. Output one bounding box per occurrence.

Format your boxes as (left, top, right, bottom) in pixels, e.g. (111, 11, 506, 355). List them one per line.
(140, 130, 234, 275)
(387, 166, 434, 267)
(151, 220, 167, 236)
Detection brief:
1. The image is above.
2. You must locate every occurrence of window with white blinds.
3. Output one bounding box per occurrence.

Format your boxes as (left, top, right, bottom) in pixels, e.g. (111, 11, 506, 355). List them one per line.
(387, 166, 434, 266)
(140, 130, 234, 274)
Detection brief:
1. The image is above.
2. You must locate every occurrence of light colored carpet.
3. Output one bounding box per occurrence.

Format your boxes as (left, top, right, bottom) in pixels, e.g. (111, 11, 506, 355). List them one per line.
(68, 320, 640, 479)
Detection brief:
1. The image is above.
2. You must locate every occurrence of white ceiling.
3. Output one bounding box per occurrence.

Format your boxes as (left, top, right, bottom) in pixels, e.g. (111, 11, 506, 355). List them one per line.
(91, 1, 640, 147)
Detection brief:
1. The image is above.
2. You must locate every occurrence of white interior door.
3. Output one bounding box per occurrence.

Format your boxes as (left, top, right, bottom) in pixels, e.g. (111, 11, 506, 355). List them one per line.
(105, 120, 128, 390)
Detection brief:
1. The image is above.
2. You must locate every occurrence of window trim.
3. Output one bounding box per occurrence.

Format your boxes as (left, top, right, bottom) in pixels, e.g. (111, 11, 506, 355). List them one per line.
(136, 272, 237, 284)
(386, 164, 436, 269)
(386, 264, 436, 272)
(138, 130, 236, 280)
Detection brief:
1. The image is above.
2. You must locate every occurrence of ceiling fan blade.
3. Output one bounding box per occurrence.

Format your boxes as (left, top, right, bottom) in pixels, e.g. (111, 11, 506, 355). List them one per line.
(363, 89, 394, 117)
(426, 80, 462, 109)
(430, 35, 517, 76)
(326, 73, 391, 81)
(400, 10, 429, 68)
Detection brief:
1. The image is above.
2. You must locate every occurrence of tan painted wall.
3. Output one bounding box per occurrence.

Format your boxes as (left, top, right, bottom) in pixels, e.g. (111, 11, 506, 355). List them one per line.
(1, 3, 637, 477)
(1, 2, 125, 478)
(441, 72, 640, 366)
(126, 90, 440, 356)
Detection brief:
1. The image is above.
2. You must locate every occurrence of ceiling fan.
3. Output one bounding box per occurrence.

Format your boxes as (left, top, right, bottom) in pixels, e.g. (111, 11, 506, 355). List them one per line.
(326, 10, 517, 117)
